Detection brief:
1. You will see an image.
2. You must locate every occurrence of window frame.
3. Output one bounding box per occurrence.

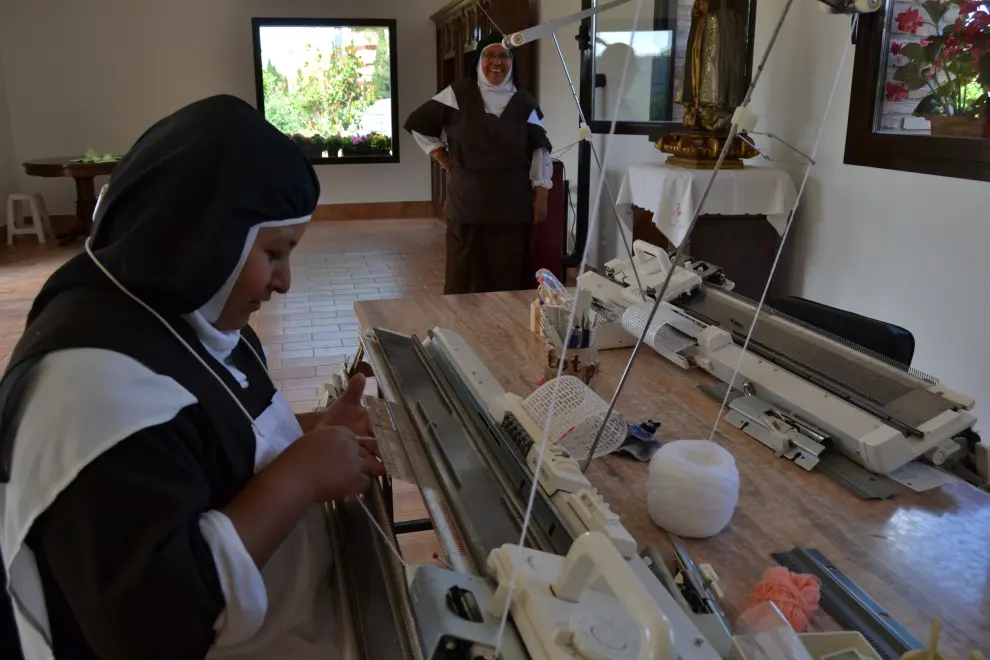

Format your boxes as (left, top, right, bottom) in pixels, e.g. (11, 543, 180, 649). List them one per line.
(576, 0, 759, 140)
(251, 17, 401, 166)
(844, 8, 990, 182)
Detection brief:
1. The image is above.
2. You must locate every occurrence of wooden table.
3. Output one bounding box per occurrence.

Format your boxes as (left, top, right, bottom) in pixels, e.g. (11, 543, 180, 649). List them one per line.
(355, 291, 990, 657)
(23, 157, 117, 241)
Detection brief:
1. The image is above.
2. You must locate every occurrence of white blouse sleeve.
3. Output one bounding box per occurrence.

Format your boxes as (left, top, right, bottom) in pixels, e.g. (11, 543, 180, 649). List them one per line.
(412, 86, 459, 155)
(199, 510, 268, 647)
(413, 130, 447, 154)
(526, 109, 553, 189)
(530, 149, 553, 189)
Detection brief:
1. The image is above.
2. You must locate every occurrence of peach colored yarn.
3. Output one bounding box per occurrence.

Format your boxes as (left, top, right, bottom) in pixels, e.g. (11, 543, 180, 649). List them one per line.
(743, 567, 821, 632)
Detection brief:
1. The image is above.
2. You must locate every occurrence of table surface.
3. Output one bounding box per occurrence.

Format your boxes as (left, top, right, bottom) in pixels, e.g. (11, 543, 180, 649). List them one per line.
(22, 156, 117, 178)
(354, 291, 990, 656)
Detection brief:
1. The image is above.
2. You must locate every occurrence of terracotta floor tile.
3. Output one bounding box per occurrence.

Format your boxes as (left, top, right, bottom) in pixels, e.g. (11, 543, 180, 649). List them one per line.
(397, 531, 445, 564)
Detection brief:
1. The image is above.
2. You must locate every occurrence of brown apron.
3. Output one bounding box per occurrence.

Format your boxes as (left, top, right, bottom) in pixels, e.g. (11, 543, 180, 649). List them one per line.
(438, 81, 551, 294)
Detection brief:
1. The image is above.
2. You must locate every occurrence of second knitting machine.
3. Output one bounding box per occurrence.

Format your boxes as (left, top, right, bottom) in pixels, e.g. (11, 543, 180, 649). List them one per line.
(576, 241, 986, 484)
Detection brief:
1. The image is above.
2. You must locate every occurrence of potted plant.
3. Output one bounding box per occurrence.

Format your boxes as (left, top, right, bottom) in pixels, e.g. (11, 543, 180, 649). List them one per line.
(342, 133, 373, 157)
(886, 0, 989, 137)
(289, 133, 324, 158)
(325, 135, 346, 158)
(309, 134, 327, 158)
(369, 133, 392, 155)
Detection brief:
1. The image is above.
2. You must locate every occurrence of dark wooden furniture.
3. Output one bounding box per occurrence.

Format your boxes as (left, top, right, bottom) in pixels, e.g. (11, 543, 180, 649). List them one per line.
(632, 206, 781, 300)
(428, 0, 539, 220)
(355, 291, 990, 659)
(530, 160, 567, 279)
(22, 157, 116, 242)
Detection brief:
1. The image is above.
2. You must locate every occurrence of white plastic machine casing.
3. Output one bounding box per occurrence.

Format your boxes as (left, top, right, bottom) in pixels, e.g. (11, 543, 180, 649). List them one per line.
(603, 241, 703, 306)
(487, 532, 675, 660)
(410, 329, 723, 659)
(430, 330, 636, 556)
(693, 324, 977, 475)
(501, 392, 638, 559)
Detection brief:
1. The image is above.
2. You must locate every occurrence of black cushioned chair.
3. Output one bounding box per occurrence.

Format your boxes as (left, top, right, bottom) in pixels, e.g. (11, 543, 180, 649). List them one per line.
(770, 296, 915, 368)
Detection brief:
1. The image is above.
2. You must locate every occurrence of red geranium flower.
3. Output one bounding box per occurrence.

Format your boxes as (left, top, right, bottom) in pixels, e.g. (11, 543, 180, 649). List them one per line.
(959, 0, 983, 15)
(895, 8, 925, 34)
(891, 41, 903, 55)
(919, 39, 931, 46)
(885, 82, 910, 102)
(965, 11, 990, 33)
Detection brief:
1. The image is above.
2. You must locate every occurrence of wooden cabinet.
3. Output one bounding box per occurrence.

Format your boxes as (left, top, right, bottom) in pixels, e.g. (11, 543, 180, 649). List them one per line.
(428, 0, 538, 219)
(632, 208, 783, 301)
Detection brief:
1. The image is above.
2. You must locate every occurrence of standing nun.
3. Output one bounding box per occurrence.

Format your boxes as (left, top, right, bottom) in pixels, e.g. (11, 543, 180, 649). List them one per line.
(405, 33, 553, 294)
(0, 95, 383, 660)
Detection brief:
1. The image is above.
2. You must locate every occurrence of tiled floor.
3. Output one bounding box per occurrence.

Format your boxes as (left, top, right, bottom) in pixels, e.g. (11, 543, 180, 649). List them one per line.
(0, 218, 446, 562)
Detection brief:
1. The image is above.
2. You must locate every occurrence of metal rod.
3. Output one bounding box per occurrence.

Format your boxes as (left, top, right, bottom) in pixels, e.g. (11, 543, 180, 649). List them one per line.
(581, 0, 798, 471)
(552, 32, 645, 301)
(475, 1, 506, 37)
(505, 0, 634, 48)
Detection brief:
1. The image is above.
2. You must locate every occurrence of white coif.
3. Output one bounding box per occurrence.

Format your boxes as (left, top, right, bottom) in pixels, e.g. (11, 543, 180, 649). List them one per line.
(646, 440, 740, 538)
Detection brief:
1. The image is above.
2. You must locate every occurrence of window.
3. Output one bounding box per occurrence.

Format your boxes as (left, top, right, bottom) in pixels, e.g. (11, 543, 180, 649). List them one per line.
(251, 18, 400, 164)
(844, 1, 989, 181)
(576, 0, 758, 139)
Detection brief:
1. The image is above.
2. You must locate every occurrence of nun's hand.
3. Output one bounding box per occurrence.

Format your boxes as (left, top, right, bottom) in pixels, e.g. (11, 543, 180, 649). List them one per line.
(533, 187, 549, 225)
(321, 373, 373, 437)
(289, 426, 384, 503)
(432, 147, 453, 171)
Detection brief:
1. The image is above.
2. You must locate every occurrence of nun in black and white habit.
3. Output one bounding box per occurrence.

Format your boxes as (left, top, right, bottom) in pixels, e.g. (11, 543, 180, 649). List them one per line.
(404, 34, 553, 295)
(0, 95, 381, 660)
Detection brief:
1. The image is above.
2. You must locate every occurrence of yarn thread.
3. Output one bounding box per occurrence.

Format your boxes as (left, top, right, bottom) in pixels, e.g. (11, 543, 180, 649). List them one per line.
(741, 567, 821, 632)
(646, 440, 740, 538)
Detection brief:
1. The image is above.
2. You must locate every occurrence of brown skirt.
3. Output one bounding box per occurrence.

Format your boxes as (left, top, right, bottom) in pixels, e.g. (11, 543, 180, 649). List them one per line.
(444, 222, 533, 295)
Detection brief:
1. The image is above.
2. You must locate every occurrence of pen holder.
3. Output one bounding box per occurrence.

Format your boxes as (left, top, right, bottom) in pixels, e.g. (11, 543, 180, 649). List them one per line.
(544, 342, 599, 386)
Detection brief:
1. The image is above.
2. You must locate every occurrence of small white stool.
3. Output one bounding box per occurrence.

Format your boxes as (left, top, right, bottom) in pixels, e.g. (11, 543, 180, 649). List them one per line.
(6, 193, 53, 245)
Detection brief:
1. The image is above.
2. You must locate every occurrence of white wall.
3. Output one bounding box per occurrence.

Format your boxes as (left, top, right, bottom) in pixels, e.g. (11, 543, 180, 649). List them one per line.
(538, 0, 663, 265)
(538, 0, 990, 411)
(0, 0, 439, 212)
(749, 0, 990, 412)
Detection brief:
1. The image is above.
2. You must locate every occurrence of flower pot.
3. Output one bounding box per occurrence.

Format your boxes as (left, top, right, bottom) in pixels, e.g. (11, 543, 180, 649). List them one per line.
(926, 115, 987, 138)
(301, 145, 324, 158)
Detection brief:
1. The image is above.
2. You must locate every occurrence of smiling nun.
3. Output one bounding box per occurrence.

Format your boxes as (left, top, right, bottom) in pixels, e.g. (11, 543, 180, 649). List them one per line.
(405, 33, 554, 295)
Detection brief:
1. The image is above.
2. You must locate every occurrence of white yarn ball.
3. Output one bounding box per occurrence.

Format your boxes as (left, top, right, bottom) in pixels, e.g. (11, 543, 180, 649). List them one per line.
(646, 440, 740, 538)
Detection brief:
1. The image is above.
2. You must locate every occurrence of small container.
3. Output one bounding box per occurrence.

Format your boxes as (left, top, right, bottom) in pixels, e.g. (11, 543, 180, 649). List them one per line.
(544, 343, 599, 386)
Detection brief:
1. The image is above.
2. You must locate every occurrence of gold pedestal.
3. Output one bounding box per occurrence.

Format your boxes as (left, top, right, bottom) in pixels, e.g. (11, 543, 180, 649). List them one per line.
(655, 132, 758, 170)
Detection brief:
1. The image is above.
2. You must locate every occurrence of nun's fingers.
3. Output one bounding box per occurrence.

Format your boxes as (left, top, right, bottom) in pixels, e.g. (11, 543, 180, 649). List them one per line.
(354, 436, 380, 458)
(359, 445, 387, 477)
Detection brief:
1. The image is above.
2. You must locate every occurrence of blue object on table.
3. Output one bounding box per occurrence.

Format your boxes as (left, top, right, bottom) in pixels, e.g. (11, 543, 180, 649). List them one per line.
(617, 420, 662, 461)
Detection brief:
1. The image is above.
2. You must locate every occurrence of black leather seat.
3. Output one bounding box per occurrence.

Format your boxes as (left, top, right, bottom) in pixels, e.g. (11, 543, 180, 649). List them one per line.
(770, 296, 915, 367)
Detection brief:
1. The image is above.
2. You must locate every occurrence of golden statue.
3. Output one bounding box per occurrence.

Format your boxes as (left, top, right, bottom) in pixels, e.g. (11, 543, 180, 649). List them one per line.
(658, 0, 757, 169)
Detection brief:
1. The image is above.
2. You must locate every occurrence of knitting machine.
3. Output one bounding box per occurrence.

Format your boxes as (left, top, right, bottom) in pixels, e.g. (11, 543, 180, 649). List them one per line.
(576, 241, 987, 484)
(323, 325, 889, 660)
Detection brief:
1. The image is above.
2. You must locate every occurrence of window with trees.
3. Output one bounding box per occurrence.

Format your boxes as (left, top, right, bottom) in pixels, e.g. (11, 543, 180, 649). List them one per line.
(252, 18, 400, 164)
(844, 0, 989, 182)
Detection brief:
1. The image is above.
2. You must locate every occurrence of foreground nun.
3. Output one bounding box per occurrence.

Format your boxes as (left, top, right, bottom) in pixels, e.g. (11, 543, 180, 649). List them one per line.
(0, 95, 384, 660)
